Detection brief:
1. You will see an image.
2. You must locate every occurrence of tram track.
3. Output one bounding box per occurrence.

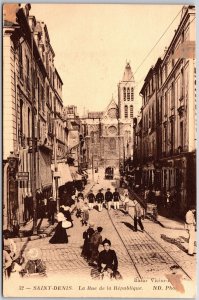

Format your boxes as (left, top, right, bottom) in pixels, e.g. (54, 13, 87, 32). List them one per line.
(107, 206, 192, 281)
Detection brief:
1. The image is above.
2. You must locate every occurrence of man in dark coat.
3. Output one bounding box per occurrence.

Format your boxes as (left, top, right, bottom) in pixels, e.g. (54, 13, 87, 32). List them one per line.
(98, 239, 118, 274)
(113, 188, 121, 210)
(105, 188, 113, 210)
(81, 223, 95, 260)
(87, 190, 95, 210)
(96, 189, 104, 212)
(48, 196, 57, 225)
(89, 227, 103, 265)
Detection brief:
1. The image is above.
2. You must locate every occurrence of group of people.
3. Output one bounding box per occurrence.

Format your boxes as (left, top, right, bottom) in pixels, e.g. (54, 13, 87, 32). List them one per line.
(86, 188, 122, 212)
(3, 230, 46, 279)
(81, 223, 119, 279)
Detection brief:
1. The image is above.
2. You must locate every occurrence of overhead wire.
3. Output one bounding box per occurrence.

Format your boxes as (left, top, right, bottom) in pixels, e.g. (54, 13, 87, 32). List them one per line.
(109, 6, 184, 101)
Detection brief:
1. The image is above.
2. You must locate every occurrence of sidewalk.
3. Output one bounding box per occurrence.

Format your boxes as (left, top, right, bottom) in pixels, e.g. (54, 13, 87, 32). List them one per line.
(128, 187, 185, 231)
(14, 179, 95, 243)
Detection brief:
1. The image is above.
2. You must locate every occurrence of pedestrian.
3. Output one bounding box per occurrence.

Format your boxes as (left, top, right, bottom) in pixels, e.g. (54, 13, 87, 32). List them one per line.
(87, 190, 95, 210)
(133, 200, 144, 232)
(3, 250, 12, 279)
(144, 187, 149, 203)
(3, 230, 17, 260)
(185, 206, 196, 256)
(98, 238, 118, 278)
(3, 230, 17, 278)
(22, 248, 46, 276)
(81, 200, 90, 226)
(77, 190, 84, 201)
(105, 188, 113, 210)
(89, 227, 103, 265)
(76, 196, 84, 218)
(24, 193, 30, 222)
(81, 223, 95, 260)
(155, 188, 161, 208)
(49, 208, 69, 244)
(113, 188, 121, 210)
(122, 189, 130, 213)
(148, 188, 155, 204)
(96, 189, 104, 212)
(60, 204, 73, 226)
(48, 196, 57, 225)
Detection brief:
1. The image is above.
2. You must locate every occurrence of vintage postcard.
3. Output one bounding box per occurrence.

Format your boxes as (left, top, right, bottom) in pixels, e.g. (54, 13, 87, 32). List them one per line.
(2, 3, 196, 298)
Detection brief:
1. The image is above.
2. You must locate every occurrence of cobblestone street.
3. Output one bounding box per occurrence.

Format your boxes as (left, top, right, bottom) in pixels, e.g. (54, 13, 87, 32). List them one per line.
(16, 170, 196, 282)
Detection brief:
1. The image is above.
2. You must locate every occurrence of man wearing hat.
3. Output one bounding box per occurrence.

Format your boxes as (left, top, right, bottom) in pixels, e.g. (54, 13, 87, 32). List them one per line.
(81, 223, 95, 260)
(105, 188, 113, 210)
(96, 189, 104, 212)
(98, 239, 118, 275)
(48, 196, 56, 225)
(89, 227, 103, 265)
(133, 200, 144, 232)
(87, 190, 95, 210)
(113, 188, 121, 210)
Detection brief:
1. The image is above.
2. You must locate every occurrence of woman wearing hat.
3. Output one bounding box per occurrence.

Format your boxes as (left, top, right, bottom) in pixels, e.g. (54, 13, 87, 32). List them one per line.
(49, 208, 69, 244)
(98, 239, 118, 276)
(22, 248, 46, 276)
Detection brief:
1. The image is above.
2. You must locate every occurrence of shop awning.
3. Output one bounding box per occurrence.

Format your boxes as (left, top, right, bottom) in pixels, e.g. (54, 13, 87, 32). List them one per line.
(51, 162, 73, 187)
(69, 166, 82, 181)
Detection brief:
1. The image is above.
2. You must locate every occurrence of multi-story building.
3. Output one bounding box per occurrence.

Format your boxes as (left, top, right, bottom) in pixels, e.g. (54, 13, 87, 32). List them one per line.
(139, 5, 196, 216)
(3, 4, 67, 231)
(81, 62, 135, 172)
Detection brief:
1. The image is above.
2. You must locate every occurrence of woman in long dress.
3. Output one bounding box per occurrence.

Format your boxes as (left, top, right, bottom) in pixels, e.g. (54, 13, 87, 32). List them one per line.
(49, 209, 68, 244)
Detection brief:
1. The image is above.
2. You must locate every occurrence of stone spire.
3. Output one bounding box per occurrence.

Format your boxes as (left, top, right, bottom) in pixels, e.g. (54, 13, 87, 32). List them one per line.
(122, 62, 134, 82)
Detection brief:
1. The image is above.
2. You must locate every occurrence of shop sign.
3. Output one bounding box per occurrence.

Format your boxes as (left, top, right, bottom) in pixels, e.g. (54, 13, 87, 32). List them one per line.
(16, 172, 29, 181)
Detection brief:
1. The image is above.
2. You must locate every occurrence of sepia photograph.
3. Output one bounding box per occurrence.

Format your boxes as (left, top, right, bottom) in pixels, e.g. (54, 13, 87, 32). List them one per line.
(2, 3, 196, 298)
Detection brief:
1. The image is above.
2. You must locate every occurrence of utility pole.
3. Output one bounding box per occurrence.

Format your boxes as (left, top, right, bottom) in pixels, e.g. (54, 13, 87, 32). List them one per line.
(31, 28, 37, 235)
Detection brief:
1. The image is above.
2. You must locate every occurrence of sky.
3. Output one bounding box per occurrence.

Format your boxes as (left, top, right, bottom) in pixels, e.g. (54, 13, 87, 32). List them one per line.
(30, 4, 183, 116)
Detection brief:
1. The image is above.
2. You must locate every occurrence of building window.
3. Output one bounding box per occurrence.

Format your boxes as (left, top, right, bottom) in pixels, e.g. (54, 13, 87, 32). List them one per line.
(164, 91, 168, 116)
(20, 100, 23, 135)
(19, 44, 23, 79)
(28, 107, 30, 138)
(171, 82, 175, 108)
(38, 78, 41, 110)
(109, 138, 116, 150)
(180, 68, 184, 99)
(180, 121, 183, 149)
(170, 121, 174, 154)
(123, 87, 126, 101)
(127, 88, 130, 100)
(124, 105, 128, 118)
(130, 105, 133, 118)
(41, 85, 45, 112)
(26, 56, 30, 91)
(131, 88, 134, 101)
(164, 126, 167, 153)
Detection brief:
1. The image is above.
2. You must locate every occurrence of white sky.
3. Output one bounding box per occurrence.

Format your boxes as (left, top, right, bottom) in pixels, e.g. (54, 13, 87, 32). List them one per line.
(30, 4, 183, 116)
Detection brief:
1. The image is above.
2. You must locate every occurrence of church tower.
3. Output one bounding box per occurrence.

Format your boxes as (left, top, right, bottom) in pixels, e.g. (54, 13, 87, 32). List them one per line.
(118, 62, 135, 120)
(117, 62, 135, 161)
